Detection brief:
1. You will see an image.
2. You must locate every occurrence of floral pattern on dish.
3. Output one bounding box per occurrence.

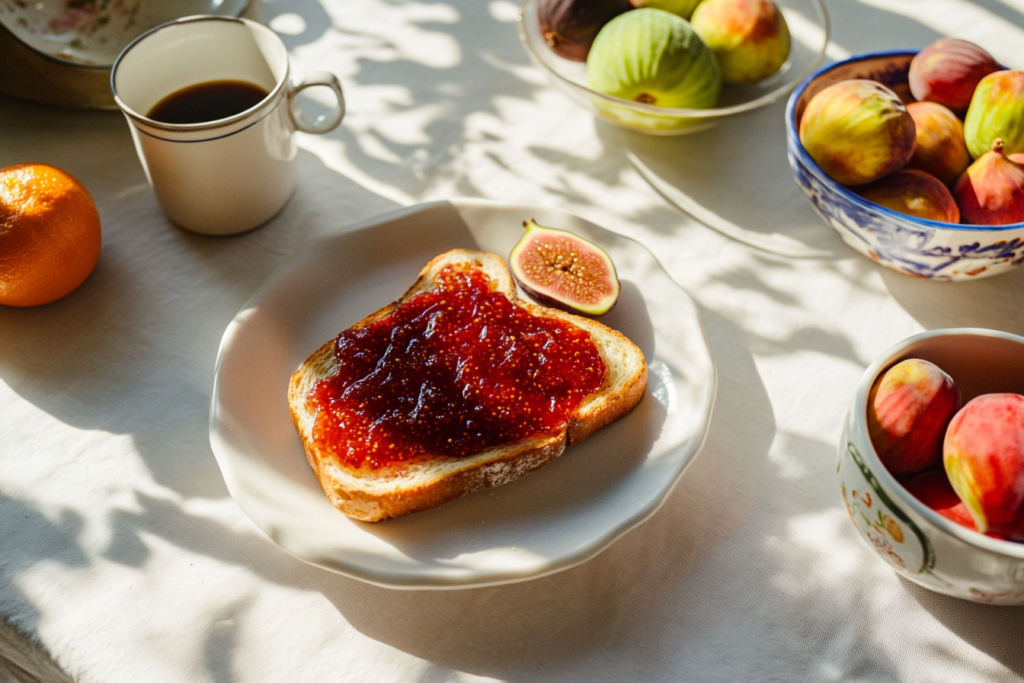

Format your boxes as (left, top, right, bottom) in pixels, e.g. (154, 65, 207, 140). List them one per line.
(839, 442, 935, 574)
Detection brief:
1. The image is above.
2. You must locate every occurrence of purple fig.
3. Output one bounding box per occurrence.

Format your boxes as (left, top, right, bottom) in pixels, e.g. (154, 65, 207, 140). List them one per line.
(537, 0, 631, 63)
(509, 219, 620, 316)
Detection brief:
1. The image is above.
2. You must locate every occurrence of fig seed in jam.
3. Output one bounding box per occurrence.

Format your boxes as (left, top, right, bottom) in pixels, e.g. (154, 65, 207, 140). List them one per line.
(307, 265, 607, 469)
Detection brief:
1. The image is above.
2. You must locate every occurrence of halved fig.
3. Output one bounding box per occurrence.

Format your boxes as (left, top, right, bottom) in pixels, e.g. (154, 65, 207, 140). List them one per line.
(509, 218, 620, 316)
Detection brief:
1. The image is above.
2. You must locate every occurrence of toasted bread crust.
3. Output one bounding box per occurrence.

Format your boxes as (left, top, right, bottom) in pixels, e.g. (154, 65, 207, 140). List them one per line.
(288, 249, 647, 522)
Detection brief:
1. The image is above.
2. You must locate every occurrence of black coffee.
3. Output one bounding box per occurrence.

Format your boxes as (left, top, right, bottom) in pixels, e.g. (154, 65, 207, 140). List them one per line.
(147, 80, 269, 124)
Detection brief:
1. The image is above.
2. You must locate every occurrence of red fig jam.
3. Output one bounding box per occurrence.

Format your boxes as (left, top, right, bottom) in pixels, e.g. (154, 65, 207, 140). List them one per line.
(308, 265, 607, 469)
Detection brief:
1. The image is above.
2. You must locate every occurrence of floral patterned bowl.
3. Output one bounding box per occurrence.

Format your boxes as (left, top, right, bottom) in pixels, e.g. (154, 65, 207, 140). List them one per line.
(0, 0, 250, 109)
(785, 51, 1024, 280)
(839, 328, 1024, 605)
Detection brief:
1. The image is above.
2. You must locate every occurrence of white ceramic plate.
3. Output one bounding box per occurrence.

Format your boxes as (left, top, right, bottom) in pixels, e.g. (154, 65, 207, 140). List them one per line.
(209, 199, 717, 589)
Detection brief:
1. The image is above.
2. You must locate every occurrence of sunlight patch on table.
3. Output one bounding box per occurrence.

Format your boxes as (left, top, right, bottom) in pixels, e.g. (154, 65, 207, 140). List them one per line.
(269, 13, 306, 36)
(489, 0, 520, 23)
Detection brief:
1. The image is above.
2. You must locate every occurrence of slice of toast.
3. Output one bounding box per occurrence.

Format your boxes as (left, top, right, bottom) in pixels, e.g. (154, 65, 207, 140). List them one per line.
(288, 249, 647, 522)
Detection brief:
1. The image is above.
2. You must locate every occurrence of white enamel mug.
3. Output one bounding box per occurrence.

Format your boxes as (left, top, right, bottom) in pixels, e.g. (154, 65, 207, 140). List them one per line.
(111, 16, 344, 236)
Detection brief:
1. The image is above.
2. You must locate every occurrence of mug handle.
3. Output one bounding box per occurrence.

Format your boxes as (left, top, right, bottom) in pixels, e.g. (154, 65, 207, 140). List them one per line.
(288, 72, 345, 134)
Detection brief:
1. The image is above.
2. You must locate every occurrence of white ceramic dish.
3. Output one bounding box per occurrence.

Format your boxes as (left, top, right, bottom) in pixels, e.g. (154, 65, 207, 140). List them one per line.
(209, 199, 717, 589)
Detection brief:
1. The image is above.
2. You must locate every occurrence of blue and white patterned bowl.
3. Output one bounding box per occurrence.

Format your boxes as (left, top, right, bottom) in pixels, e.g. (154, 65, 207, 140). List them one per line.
(840, 329, 1024, 604)
(785, 51, 1024, 280)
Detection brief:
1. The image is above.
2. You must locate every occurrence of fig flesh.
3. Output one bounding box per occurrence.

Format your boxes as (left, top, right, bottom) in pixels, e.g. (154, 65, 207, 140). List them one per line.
(586, 8, 721, 110)
(509, 219, 620, 316)
(537, 0, 631, 63)
(953, 138, 1024, 225)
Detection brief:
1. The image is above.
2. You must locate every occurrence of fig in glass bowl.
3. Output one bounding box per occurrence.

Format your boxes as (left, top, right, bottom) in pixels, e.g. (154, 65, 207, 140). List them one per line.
(536, 0, 631, 62)
(517, 0, 829, 135)
(690, 0, 792, 85)
(586, 9, 721, 110)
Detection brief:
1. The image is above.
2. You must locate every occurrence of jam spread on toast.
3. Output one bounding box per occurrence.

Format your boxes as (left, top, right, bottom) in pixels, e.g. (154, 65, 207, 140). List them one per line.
(308, 264, 607, 469)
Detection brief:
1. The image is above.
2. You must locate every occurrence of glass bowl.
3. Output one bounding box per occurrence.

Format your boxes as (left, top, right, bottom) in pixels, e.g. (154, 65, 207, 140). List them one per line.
(516, 0, 829, 135)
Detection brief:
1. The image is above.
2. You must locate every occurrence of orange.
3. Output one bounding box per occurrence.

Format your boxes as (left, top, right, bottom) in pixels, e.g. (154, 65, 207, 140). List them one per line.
(0, 163, 102, 307)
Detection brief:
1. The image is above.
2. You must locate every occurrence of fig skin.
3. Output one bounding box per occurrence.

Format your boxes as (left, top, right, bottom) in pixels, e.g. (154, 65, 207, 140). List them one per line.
(586, 8, 721, 109)
(690, 0, 791, 84)
(908, 38, 1000, 115)
(904, 469, 977, 531)
(868, 358, 962, 477)
(964, 69, 1024, 159)
(509, 219, 620, 317)
(799, 79, 916, 186)
(904, 102, 971, 187)
(629, 0, 703, 19)
(537, 0, 631, 63)
(953, 138, 1024, 225)
(858, 169, 960, 223)
(943, 393, 1024, 540)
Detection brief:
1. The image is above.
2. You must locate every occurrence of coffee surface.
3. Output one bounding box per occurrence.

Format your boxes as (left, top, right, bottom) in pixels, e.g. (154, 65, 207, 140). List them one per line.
(147, 80, 269, 124)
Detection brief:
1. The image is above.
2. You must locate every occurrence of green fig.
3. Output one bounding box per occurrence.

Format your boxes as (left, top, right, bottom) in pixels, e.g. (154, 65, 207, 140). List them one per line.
(509, 219, 620, 316)
(964, 70, 1024, 159)
(586, 8, 721, 110)
(628, 0, 704, 20)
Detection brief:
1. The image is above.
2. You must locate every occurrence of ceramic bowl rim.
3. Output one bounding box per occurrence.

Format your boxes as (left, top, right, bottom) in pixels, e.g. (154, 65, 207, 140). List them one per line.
(0, 0, 251, 70)
(110, 15, 288, 133)
(785, 49, 1024, 233)
(516, 0, 830, 120)
(853, 327, 1024, 560)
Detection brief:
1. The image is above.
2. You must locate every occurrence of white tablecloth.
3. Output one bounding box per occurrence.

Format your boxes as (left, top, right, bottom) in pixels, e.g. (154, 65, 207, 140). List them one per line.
(3, 1, 1023, 681)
